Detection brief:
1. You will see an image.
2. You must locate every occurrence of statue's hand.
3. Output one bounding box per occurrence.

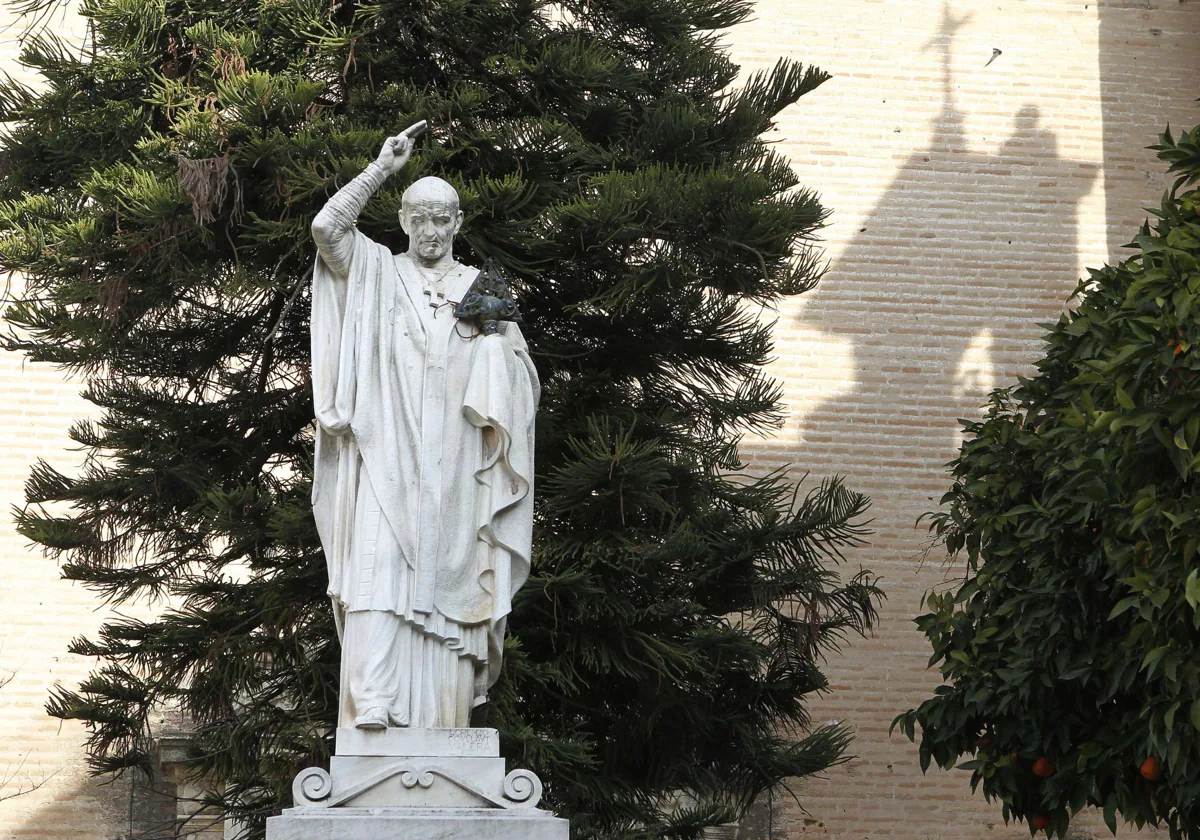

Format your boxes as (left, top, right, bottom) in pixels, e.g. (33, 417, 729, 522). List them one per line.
(374, 120, 427, 176)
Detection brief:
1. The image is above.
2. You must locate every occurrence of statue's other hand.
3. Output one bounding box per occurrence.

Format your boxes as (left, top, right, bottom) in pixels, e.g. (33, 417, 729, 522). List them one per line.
(374, 120, 427, 175)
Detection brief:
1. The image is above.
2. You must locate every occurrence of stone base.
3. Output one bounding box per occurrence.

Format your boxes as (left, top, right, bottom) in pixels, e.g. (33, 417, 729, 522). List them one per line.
(266, 806, 570, 840)
(266, 728, 567, 840)
(335, 727, 498, 757)
(320, 756, 516, 808)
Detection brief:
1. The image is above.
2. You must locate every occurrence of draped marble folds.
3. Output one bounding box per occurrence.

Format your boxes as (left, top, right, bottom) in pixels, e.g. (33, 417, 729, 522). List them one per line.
(310, 180, 538, 728)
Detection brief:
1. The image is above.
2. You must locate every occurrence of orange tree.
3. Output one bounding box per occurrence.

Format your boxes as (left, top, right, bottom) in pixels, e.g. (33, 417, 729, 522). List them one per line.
(895, 122, 1200, 839)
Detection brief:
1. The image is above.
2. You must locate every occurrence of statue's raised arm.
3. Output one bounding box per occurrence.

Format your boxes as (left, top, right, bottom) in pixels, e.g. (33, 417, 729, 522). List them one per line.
(374, 119, 426, 176)
(310, 120, 427, 277)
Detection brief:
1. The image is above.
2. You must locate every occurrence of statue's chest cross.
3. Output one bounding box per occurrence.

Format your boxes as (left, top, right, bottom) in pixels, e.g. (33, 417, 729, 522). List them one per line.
(418, 264, 457, 311)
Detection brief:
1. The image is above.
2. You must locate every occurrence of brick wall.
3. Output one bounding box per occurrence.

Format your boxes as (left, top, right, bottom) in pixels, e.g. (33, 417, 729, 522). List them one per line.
(0, 274, 137, 840)
(726, 1, 1200, 838)
(0, 1, 1196, 839)
(0, 2, 153, 833)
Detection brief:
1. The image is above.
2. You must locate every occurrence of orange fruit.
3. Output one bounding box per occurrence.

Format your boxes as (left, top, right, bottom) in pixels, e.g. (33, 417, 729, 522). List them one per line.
(1032, 815, 1052, 832)
(1140, 756, 1161, 781)
(1032, 757, 1056, 777)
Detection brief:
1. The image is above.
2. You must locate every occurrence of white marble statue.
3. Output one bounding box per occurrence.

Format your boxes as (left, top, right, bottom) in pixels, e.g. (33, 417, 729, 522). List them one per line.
(309, 120, 539, 731)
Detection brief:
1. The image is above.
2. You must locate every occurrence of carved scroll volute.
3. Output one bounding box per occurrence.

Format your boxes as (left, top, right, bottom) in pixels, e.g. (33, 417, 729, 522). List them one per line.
(293, 767, 333, 807)
(502, 769, 543, 808)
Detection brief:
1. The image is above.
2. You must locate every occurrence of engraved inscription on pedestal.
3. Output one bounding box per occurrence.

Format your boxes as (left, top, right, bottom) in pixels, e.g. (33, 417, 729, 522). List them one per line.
(448, 728, 495, 754)
(336, 726, 499, 757)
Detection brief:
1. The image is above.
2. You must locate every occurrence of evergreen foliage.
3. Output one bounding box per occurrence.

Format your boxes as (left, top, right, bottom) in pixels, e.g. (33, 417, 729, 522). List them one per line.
(896, 123, 1200, 838)
(1, 0, 881, 836)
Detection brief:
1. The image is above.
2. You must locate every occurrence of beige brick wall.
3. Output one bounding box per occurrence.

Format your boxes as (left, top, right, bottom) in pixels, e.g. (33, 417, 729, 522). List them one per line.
(0, 5, 149, 835)
(728, 1, 1200, 838)
(0, 1, 1196, 839)
(0, 281, 134, 840)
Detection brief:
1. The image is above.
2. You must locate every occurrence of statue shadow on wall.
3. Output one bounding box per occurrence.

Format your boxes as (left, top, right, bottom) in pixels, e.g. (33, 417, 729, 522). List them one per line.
(790, 5, 1098, 508)
(738, 10, 1099, 834)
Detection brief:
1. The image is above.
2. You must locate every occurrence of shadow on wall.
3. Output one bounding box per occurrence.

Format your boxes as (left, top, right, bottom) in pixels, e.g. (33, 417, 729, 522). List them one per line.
(1098, 0, 1200, 264)
(9, 753, 215, 839)
(793, 5, 1098, 482)
(733, 6, 1097, 836)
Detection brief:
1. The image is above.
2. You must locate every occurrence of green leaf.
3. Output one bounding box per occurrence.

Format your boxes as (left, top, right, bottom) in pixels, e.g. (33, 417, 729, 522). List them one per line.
(1165, 699, 1182, 729)
(1186, 569, 1200, 610)
(1065, 317, 1090, 336)
(1108, 597, 1138, 619)
(1175, 428, 1190, 451)
(1141, 645, 1169, 676)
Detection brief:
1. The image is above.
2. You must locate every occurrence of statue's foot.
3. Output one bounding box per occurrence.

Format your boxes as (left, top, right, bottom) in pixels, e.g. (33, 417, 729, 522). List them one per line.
(354, 707, 388, 730)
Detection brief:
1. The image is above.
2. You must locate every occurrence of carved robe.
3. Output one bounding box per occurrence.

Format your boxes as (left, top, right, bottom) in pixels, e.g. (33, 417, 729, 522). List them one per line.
(310, 215, 538, 728)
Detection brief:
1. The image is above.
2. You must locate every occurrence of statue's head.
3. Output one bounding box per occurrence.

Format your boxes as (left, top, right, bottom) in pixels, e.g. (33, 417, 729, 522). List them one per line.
(399, 176, 463, 266)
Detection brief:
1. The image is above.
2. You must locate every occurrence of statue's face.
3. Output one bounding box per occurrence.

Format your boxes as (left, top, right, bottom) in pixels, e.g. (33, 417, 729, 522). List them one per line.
(401, 200, 463, 263)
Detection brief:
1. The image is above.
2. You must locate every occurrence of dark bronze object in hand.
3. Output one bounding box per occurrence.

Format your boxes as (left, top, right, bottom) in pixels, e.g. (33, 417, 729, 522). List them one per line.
(454, 258, 522, 335)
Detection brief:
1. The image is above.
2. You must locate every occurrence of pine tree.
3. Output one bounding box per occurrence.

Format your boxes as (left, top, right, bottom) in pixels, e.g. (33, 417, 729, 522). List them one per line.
(896, 123, 1200, 838)
(1, 0, 881, 837)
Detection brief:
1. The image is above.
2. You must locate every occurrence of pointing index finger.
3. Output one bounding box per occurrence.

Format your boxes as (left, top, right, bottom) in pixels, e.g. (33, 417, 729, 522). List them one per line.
(402, 120, 428, 139)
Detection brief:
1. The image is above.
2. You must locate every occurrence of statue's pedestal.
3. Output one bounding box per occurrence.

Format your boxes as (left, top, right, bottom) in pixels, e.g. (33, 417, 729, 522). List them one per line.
(266, 728, 569, 840)
(267, 807, 568, 840)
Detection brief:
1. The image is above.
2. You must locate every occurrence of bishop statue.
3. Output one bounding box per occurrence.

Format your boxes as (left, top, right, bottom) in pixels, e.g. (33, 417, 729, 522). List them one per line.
(309, 121, 539, 731)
